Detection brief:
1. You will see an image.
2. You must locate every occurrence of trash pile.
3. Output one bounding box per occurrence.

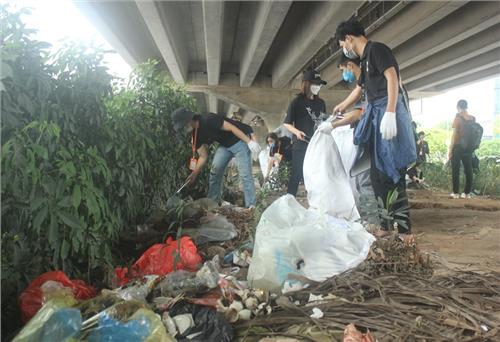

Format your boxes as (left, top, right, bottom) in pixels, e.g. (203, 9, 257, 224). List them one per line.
(12, 195, 500, 341)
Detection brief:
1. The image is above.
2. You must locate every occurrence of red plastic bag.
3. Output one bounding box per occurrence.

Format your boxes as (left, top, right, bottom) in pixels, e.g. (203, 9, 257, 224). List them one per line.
(19, 271, 96, 323)
(115, 236, 202, 286)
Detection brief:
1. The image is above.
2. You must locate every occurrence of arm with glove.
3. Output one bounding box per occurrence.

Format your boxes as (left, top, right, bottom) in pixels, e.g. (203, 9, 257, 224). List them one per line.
(222, 121, 261, 159)
(379, 67, 399, 140)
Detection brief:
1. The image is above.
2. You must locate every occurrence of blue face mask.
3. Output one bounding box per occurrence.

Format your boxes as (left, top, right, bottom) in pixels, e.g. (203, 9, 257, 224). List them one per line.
(342, 69, 356, 83)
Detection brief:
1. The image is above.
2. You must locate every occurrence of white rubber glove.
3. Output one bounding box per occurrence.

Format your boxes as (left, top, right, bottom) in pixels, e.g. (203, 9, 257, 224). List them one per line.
(318, 121, 334, 134)
(380, 111, 397, 140)
(247, 140, 261, 161)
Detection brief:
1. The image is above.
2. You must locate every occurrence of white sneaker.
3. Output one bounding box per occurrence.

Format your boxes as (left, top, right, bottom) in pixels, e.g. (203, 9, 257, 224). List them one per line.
(461, 193, 472, 199)
(450, 193, 459, 199)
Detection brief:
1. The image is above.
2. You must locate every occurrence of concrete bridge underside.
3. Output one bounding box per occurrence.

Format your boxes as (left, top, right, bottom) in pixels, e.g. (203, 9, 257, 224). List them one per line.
(76, 1, 500, 132)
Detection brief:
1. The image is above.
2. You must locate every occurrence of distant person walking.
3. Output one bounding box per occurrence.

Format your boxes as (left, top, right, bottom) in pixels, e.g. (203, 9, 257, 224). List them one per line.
(449, 99, 476, 199)
(416, 131, 430, 164)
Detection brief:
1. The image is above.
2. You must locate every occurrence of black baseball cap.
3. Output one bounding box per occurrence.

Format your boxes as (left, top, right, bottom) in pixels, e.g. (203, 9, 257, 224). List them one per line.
(171, 107, 195, 132)
(303, 68, 327, 85)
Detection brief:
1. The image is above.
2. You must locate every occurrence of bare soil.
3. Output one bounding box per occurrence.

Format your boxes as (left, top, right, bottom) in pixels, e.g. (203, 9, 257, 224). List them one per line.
(409, 189, 500, 272)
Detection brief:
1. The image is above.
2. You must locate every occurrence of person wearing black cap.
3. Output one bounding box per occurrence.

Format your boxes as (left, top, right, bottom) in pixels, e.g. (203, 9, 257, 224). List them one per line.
(333, 19, 416, 237)
(170, 108, 261, 208)
(283, 68, 329, 196)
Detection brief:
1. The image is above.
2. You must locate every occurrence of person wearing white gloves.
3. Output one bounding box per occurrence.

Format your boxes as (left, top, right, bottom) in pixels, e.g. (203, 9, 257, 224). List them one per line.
(283, 68, 329, 196)
(171, 107, 260, 208)
(332, 20, 416, 236)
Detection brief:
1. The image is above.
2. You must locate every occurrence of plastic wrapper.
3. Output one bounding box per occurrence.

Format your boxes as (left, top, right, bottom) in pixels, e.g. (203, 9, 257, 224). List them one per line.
(86, 307, 173, 342)
(115, 275, 158, 302)
(77, 291, 124, 321)
(19, 271, 96, 323)
(13, 298, 80, 342)
(155, 261, 219, 297)
(169, 302, 233, 342)
(115, 237, 202, 286)
(183, 214, 237, 245)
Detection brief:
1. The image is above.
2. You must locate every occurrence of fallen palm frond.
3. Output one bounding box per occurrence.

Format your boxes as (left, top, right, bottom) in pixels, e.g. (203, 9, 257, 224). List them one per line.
(235, 236, 500, 341)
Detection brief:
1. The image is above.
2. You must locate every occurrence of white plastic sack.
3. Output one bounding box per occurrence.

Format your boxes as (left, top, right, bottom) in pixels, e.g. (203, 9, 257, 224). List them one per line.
(303, 131, 360, 220)
(247, 195, 375, 291)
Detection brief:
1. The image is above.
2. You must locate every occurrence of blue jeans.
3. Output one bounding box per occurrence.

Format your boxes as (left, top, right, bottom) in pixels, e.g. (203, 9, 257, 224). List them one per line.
(208, 141, 256, 207)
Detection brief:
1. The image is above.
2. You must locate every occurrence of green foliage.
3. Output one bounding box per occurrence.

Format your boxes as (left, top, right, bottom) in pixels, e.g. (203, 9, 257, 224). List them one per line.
(376, 190, 410, 232)
(1, 6, 202, 335)
(422, 127, 451, 162)
(476, 139, 500, 158)
(423, 160, 500, 197)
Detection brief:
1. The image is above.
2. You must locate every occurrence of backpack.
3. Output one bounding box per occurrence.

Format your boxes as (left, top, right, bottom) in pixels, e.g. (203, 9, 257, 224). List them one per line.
(459, 116, 483, 151)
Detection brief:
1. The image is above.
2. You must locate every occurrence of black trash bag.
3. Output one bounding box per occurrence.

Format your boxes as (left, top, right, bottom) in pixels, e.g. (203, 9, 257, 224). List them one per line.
(169, 302, 233, 342)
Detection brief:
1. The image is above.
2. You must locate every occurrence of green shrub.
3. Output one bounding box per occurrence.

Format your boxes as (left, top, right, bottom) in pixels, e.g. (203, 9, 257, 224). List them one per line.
(1, 6, 203, 335)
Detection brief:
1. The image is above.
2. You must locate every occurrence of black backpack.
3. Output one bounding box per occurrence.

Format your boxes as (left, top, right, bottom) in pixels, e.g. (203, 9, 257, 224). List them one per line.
(459, 116, 483, 151)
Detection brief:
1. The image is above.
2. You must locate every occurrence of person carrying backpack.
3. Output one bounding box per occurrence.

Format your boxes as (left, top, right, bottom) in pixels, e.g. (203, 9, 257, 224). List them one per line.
(449, 99, 483, 199)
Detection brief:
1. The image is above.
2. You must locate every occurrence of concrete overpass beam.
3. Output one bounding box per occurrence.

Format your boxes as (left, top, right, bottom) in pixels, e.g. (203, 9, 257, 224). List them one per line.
(202, 0, 224, 86)
(424, 65, 500, 93)
(406, 48, 500, 92)
(397, 1, 500, 69)
(402, 24, 500, 84)
(136, 1, 188, 84)
(322, 1, 468, 88)
(187, 85, 351, 130)
(239, 1, 292, 87)
(271, 1, 362, 89)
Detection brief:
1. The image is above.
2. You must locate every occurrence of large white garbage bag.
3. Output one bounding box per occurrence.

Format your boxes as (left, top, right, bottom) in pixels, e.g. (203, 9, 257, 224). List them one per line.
(332, 126, 361, 204)
(247, 195, 375, 291)
(303, 131, 360, 220)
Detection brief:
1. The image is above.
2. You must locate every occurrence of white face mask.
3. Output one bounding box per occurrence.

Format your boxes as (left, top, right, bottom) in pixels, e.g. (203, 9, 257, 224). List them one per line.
(343, 46, 358, 59)
(310, 84, 322, 95)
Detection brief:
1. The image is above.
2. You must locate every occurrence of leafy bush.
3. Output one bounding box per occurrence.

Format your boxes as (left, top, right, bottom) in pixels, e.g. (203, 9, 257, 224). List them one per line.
(1, 6, 203, 335)
(423, 160, 500, 197)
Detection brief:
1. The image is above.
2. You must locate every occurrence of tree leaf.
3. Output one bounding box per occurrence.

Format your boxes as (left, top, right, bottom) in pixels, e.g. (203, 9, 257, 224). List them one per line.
(61, 239, 70, 259)
(71, 185, 81, 208)
(57, 210, 81, 229)
(33, 206, 48, 233)
(48, 214, 58, 246)
(57, 196, 72, 208)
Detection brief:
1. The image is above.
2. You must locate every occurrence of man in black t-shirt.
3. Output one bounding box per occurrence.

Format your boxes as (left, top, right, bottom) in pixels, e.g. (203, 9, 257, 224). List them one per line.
(171, 108, 261, 208)
(333, 19, 416, 237)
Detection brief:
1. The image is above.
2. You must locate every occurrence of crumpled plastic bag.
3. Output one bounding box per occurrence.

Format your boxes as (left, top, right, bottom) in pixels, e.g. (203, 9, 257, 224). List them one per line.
(87, 308, 174, 342)
(183, 213, 237, 245)
(155, 260, 219, 297)
(115, 236, 202, 286)
(248, 195, 375, 291)
(168, 302, 233, 342)
(114, 275, 159, 302)
(13, 298, 81, 342)
(19, 271, 96, 323)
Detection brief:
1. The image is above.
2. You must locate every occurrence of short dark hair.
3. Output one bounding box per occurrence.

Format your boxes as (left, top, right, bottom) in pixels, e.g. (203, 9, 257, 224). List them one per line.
(418, 131, 425, 136)
(335, 19, 366, 46)
(457, 99, 468, 110)
(338, 54, 361, 68)
(266, 132, 278, 142)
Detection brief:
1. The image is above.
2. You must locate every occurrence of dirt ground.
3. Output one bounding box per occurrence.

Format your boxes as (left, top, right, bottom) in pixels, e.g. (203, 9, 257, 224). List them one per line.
(409, 189, 500, 272)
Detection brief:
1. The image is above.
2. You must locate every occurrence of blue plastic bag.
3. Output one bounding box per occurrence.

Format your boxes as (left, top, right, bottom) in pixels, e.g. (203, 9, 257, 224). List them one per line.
(88, 313, 150, 342)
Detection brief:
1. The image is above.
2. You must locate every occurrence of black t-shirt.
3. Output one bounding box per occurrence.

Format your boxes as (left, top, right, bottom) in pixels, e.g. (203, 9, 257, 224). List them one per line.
(269, 137, 292, 159)
(195, 113, 253, 149)
(358, 41, 400, 102)
(284, 95, 327, 150)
